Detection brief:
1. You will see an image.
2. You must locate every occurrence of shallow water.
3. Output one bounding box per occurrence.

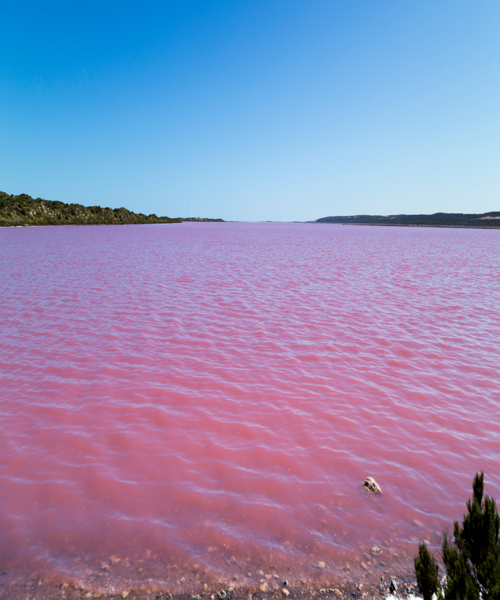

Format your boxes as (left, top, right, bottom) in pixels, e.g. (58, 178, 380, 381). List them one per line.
(1, 222, 499, 594)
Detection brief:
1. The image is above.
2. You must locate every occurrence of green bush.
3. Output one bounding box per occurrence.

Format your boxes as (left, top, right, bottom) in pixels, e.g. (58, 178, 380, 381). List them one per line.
(415, 542, 440, 600)
(415, 472, 500, 600)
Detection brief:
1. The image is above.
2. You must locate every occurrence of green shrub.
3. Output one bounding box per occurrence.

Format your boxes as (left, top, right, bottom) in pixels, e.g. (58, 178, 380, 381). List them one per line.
(415, 542, 440, 600)
(415, 472, 500, 600)
(443, 472, 500, 600)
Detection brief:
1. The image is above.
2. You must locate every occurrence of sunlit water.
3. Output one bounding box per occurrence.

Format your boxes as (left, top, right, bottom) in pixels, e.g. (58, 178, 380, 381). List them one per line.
(1, 222, 499, 594)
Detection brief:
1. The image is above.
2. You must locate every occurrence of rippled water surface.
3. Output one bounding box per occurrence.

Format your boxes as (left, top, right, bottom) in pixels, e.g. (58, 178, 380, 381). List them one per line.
(1, 222, 499, 593)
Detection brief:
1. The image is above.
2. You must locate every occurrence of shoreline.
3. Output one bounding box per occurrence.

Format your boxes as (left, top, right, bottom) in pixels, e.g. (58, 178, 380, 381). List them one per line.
(315, 222, 500, 230)
(0, 561, 421, 600)
(0, 551, 430, 600)
(2, 220, 499, 230)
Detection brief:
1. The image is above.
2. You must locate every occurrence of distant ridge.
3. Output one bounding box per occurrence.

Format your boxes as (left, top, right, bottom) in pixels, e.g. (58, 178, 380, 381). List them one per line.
(315, 212, 500, 228)
(0, 192, 224, 227)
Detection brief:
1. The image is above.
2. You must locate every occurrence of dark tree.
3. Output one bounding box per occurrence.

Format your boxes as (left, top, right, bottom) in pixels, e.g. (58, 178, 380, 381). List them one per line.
(416, 472, 500, 600)
(442, 472, 500, 600)
(414, 542, 440, 600)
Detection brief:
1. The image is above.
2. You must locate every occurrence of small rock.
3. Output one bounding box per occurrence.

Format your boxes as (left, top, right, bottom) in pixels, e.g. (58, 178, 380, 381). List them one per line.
(316, 561, 326, 569)
(282, 589, 290, 597)
(260, 582, 269, 593)
(283, 580, 289, 587)
(230, 556, 237, 564)
(389, 580, 397, 594)
(370, 547, 381, 555)
(122, 593, 129, 600)
(363, 477, 382, 494)
(265, 574, 273, 580)
(218, 591, 227, 599)
(191, 595, 200, 600)
(301, 578, 307, 584)
(333, 590, 342, 598)
(360, 562, 368, 570)
(273, 574, 279, 579)
(204, 583, 209, 591)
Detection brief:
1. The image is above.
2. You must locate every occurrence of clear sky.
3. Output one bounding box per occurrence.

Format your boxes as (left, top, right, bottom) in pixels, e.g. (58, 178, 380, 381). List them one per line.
(1, 1, 499, 221)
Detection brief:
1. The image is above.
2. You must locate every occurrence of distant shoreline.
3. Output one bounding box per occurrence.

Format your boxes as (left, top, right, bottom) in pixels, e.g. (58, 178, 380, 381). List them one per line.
(315, 222, 500, 230)
(314, 211, 500, 229)
(0, 191, 224, 227)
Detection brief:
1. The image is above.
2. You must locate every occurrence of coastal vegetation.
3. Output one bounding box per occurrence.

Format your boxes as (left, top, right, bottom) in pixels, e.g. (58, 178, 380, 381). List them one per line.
(316, 212, 500, 228)
(0, 191, 224, 226)
(0, 191, 181, 226)
(414, 544, 440, 600)
(415, 472, 500, 600)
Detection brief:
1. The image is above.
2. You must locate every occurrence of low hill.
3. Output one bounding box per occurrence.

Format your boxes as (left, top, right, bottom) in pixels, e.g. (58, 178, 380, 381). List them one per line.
(316, 212, 500, 228)
(0, 192, 182, 227)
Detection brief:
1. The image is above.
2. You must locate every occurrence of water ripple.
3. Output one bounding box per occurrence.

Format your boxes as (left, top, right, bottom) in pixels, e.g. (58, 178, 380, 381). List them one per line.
(0, 222, 499, 587)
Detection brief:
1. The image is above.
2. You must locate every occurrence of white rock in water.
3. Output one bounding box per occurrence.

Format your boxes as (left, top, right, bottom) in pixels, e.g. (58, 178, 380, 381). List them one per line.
(363, 477, 382, 494)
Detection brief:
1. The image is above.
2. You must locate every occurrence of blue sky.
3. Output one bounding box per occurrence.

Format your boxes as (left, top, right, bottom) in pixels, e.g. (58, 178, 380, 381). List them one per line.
(1, 1, 499, 221)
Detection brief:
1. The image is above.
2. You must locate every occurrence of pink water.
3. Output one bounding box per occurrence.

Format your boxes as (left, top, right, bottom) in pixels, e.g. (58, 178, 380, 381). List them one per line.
(1, 222, 499, 594)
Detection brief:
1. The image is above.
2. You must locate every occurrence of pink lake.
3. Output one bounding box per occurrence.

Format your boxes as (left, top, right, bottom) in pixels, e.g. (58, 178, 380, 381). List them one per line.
(0, 222, 499, 594)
